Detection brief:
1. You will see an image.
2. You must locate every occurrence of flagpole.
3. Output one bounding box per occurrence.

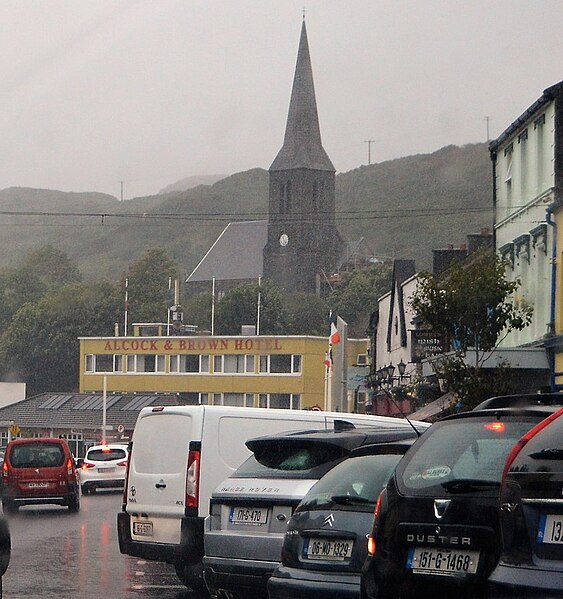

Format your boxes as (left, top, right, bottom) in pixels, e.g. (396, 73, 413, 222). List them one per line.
(167, 277, 172, 336)
(211, 277, 216, 335)
(323, 356, 329, 410)
(124, 278, 129, 336)
(256, 276, 262, 335)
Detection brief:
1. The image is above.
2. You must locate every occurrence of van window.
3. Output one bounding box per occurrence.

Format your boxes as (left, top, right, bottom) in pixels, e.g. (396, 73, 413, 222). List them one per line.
(10, 442, 64, 468)
(132, 414, 193, 474)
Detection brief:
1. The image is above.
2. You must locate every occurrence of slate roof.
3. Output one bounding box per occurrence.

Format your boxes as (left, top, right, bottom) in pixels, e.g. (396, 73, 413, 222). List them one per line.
(186, 220, 267, 283)
(270, 21, 334, 172)
(0, 392, 183, 432)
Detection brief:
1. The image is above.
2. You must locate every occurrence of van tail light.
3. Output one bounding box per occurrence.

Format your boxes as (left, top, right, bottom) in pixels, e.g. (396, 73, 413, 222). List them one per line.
(2, 461, 8, 478)
(367, 489, 386, 556)
(502, 408, 563, 483)
(122, 443, 133, 510)
(186, 443, 201, 509)
(367, 534, 377, 556)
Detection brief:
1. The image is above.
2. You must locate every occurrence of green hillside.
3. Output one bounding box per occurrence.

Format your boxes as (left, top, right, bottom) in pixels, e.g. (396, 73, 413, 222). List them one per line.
(0, 143, 492, 279)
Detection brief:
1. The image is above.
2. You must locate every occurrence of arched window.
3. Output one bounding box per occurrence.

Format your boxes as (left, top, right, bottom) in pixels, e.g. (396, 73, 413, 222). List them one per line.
(286, 181, 292, 211)
(280, 183, 286, 213)
(312, 181, 319, 212)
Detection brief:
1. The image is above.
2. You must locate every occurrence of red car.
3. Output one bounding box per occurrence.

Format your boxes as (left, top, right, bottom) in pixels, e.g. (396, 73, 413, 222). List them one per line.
(1, 438, 80, 513)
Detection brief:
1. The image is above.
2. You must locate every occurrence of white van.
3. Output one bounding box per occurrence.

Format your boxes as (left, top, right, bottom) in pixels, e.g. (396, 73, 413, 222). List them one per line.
(117, 404, 415, 589)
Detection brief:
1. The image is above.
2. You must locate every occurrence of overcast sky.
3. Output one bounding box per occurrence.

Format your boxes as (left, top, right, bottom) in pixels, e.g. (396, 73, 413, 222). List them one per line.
(0, 1, 561, 199)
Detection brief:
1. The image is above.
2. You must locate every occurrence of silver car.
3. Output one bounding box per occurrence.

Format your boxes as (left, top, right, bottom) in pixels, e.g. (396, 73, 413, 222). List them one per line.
(203, 421, 422, 598)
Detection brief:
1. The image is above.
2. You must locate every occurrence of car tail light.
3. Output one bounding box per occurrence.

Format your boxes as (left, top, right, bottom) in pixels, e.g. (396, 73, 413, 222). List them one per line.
(484, 422, 505, 433)
(186, 446, 201, 509)
(122, 443, 133, 509)
(367, 490, 385, 556)
(367, 534, 377, 556)
(67, 458, 74, 475)
(502, 408, 563, 482)
(81, 463, 96, 469)
(116, 460, 128, 467)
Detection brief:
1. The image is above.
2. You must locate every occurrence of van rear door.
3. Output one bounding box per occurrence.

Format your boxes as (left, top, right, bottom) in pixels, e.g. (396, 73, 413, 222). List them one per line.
(126, 410, 200, 544)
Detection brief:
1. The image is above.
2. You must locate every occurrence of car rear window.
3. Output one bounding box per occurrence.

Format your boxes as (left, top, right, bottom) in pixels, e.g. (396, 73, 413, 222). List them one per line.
(298, 453, 403, 512)
(398, 416, 541, 495)
(234, 441, 348, 480)
(9, 442, 64, 468)
(87, 448, 127, 462)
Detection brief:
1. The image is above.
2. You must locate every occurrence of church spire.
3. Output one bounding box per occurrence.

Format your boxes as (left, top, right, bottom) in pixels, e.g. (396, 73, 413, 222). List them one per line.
(270, 21, 334, 172)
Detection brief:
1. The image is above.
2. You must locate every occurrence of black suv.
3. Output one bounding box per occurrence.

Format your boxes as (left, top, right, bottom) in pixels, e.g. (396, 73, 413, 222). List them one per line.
(489, 407, 563, 593)
(360, 394, 563, 599)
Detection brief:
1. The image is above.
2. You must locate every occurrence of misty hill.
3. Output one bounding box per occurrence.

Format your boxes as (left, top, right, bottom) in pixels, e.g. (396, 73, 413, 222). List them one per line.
(159, 174, 228, 194)
(0, 143, 492, 280)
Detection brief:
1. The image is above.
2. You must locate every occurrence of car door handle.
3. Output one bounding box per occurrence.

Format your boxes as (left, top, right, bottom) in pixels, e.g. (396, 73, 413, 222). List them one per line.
(155, 482, 167, 489)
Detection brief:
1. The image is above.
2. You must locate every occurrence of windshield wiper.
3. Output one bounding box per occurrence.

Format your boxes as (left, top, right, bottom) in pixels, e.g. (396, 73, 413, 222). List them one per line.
(441, 479, 500, 493)
(330, 494, 373, 505)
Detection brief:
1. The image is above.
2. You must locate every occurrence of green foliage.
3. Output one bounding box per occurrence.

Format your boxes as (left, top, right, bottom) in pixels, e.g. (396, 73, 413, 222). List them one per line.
(282, 292, 329, 335)
(0, 281, 121, 395)
(410, 249, 533, 410)
(183, 292, 213, 332)
(121, 248, 177, 326)
(328, 264, 392, 337)
(216, 280, 286, 335)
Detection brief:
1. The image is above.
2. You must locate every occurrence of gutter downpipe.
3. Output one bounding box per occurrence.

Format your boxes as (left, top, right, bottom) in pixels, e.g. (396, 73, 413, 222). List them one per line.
(546, 202, 557, 391)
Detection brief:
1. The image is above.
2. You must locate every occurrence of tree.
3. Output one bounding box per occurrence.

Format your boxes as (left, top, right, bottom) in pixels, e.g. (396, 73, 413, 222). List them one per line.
(183, 292, 213, 333)
(282, 292, 329, 335)
(409, 250, 533, 409)
(327, 264, 392, 337)
(120, 248, 177, 326)
(0, 281, 121, 395)
(216, 280, 286, 335)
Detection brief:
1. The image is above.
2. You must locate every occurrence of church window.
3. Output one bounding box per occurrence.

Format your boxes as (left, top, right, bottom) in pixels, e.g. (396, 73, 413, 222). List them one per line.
(312, 180, 319, 211)
(286, 181, 292, 211)
(280, 183, 285, 213)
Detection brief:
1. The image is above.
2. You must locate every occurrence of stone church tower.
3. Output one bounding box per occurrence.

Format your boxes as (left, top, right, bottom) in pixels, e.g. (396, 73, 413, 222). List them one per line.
(263, 20, 344, 294)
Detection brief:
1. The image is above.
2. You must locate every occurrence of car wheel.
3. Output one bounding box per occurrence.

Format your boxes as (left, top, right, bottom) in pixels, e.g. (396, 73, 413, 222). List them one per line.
(1, 499, 17, 515)
(174, 560, 206, 592)
(81, 485, 89, 495)
(68, 493, 80, 513)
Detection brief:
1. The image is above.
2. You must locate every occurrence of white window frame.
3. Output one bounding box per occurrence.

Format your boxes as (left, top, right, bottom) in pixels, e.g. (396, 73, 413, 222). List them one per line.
(258, 393, 301, 409)
(259, 354, 302, 374)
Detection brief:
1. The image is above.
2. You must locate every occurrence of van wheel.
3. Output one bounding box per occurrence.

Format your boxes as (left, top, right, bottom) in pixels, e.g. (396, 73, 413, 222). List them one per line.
(1, 499, 17, 515)
(174, 561, 207, 593)
(68, 493, 80, 513)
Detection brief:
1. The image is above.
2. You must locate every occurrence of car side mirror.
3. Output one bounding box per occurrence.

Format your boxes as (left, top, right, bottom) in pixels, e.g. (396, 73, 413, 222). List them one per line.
(75, 458, 84, 469)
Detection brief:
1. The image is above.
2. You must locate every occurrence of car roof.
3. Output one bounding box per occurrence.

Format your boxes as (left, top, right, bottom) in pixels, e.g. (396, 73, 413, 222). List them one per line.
(246, 424, 420, 455)
(473, 393, 563, 411)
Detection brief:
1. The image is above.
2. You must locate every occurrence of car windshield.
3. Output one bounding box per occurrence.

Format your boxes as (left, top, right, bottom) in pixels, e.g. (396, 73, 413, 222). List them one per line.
(298, 453, 403, 512)
(10, 443, 64, 468)
(87, 448, 127, 462)
(398, 416, 541, 495)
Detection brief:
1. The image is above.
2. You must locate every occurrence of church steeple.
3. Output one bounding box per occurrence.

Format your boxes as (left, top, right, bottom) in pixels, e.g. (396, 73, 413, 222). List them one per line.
(270, 21, 334, 172)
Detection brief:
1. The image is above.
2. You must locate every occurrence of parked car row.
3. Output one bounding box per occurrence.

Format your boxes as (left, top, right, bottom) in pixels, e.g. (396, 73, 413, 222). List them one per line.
(118, 397, 563, 598)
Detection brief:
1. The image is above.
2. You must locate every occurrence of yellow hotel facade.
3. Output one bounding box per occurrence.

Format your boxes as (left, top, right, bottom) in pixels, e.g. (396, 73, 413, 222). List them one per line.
(79, 326, 368, 411)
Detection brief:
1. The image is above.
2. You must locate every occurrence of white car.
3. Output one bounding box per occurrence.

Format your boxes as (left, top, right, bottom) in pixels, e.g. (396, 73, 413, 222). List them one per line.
(80, 444, 128, 494)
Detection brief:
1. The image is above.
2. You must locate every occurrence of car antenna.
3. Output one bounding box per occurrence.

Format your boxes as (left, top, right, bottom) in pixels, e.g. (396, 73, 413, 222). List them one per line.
(381, 391, 421, 437)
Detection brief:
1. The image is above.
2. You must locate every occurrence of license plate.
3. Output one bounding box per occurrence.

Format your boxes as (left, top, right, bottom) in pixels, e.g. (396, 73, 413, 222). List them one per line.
(132, 521, 153, 537)
(229, 507, 268, 525)
(407, 547, 479, 575)
(305, 538, 354, 560)
(538, 514, 563, 544)
(27, 482, 49, 488)
(98, 467, 116, 473)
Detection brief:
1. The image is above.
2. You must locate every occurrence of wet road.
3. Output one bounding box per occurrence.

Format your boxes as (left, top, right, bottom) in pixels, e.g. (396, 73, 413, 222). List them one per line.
(1, 490, 204, 599)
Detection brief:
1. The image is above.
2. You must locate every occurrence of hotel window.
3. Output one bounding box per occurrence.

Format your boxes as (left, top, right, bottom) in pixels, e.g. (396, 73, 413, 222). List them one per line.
(170, 354, 201, 373)
(94, 354, 113, 373)
(85, 354, 94, 373)
(220, 354, 255, 374)
(258, 393, 301, 410)
(136, 354, 155, 373)
(259, 354, 301, 374)
(156, 355, 166, 372)
(114, 355, 124, 373)
(213, 393, 254, 407)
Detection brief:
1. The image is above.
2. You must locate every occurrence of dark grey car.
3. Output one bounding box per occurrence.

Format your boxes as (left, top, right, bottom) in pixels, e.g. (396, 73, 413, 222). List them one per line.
(268, 440, 415, 599)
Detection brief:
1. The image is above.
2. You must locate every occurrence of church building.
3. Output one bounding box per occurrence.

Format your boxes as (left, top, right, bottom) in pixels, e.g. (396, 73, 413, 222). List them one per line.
(186, 20, 344, 296)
